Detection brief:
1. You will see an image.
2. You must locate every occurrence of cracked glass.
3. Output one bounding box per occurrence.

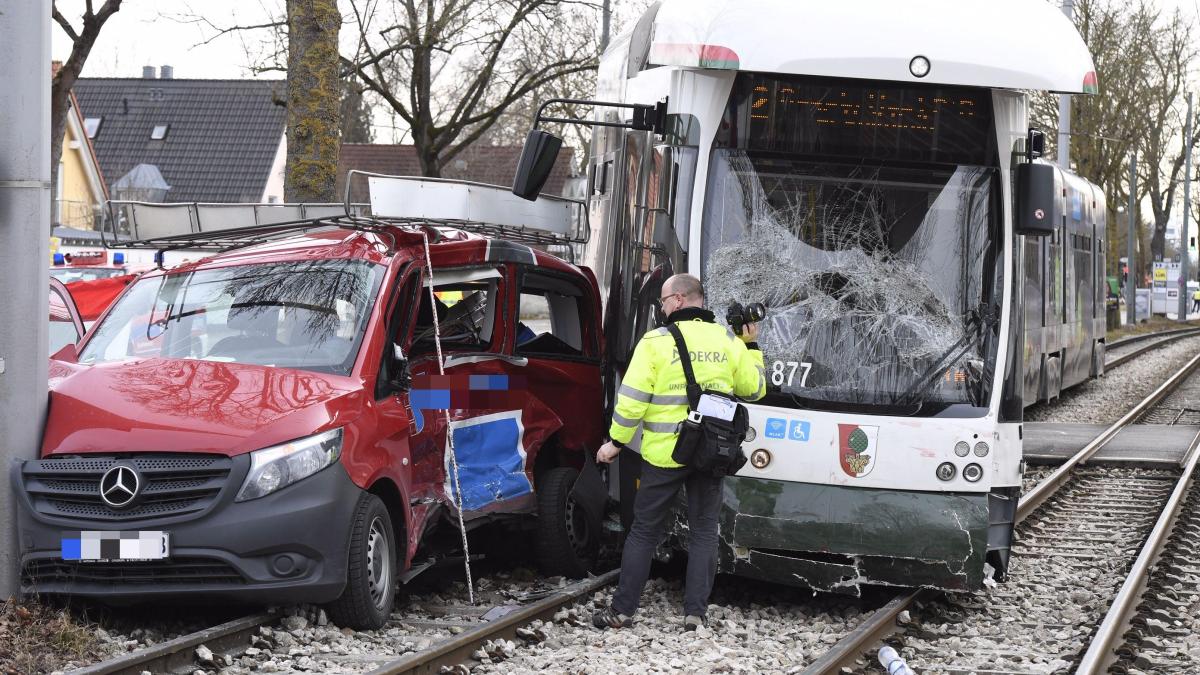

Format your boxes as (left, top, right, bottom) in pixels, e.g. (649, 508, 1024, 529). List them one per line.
(702, 75, 1002, 415)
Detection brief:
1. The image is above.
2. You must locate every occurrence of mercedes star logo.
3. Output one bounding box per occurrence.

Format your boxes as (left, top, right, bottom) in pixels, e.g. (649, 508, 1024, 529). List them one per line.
(99, 465, 141, 508)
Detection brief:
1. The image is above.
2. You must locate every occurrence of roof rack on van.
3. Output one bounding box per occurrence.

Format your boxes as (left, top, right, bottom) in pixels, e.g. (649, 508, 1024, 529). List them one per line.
(100, 173, 587, 257)
(343, 171, 589, 249)
(101, 201, 377, 252)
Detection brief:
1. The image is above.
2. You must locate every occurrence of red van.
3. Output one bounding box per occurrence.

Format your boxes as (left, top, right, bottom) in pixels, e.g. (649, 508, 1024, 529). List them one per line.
(17, 221, 605, 629)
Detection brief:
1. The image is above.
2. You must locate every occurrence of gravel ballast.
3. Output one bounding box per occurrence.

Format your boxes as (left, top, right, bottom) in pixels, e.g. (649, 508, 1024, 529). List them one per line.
(469, 575, 879, 674)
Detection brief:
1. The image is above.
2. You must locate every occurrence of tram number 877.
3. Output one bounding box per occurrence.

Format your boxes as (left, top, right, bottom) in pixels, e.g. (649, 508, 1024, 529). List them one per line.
(770, 361, 812, 388)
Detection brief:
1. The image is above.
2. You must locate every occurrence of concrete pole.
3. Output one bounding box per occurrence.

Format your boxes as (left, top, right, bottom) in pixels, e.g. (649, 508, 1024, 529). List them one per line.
(1128, 153, 1138, 327)
(601, 0, 611, 51)
(1180, 93, 1193, 321)
(0, 0, 51, 599)
(1058, 0, 1075, 171)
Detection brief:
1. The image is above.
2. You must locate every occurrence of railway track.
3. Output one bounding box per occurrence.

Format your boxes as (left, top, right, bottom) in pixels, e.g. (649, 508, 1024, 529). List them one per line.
(1076, 372, 1200, 673)
(67, 571, 618, 675)
(1103, 327, 1200, 370)
(805, 350, 1200, 675)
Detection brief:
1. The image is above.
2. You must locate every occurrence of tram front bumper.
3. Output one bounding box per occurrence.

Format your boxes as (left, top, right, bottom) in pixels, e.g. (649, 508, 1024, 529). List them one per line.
(710, 477, 990, 593)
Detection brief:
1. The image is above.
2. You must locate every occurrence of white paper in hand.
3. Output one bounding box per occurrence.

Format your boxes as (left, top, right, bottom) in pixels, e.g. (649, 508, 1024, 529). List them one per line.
(696, 394, 736, 422)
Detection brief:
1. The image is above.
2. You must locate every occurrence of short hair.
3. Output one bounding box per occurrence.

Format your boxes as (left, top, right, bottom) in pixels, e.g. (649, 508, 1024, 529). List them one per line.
(665, 273, 704, 301)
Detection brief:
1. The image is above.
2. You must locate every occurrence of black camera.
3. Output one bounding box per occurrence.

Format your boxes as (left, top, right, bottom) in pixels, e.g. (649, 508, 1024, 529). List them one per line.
(726, 302, 766, 336)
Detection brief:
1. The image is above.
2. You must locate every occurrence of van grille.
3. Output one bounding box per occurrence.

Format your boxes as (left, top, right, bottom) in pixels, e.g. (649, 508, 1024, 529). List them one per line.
(23, 557, 246, 586)
(22, 454, 233, 522)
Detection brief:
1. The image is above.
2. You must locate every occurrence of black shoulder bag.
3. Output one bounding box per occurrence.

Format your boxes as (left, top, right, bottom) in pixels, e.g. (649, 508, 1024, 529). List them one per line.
(667, 323, 750, 477)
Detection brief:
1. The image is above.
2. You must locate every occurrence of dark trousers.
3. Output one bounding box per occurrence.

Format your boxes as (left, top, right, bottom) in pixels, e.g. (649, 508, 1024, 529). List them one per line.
(611, 463, 723, 618)
(1192, 299, 1199, 313)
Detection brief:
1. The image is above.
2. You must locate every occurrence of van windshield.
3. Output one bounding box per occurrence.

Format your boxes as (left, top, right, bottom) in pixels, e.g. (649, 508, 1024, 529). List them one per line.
(79, 260, 383, 375)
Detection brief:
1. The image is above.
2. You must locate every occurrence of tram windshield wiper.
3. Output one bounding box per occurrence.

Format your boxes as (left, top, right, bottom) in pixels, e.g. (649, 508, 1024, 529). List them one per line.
(899, 305, 995, 409)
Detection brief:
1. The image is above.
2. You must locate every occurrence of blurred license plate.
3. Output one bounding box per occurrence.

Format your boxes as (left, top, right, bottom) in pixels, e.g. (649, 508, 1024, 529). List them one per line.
(61, 531, 170, 561)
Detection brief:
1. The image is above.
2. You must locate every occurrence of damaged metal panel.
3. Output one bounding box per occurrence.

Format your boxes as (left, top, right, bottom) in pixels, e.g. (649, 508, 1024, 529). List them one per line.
(669, 476, 988, 592)
(444, 411, 534, 511)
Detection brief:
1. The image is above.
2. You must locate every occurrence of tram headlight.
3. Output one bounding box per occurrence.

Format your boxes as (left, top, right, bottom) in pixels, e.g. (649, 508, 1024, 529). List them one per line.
(963, 463, 984, 483)
(954, 441, 971, 457)
(910, 55, 931, 78)
(745, 426, 756, 442)
(973, 442, 990, 457)
(936, 462, 956, 482)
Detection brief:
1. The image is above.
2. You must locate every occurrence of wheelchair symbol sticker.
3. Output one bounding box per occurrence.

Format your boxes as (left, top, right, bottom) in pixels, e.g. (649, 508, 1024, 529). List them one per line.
(788, 420, 811, 442)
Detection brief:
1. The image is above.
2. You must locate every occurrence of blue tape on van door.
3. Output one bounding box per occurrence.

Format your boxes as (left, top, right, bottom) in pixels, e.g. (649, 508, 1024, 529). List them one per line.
(446, 413, 532, 510)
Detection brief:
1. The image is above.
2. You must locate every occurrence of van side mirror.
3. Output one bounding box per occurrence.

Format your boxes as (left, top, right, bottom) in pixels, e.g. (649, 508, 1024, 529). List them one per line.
(1015, 162, 1056, 237)
(512, 129, 563, 201)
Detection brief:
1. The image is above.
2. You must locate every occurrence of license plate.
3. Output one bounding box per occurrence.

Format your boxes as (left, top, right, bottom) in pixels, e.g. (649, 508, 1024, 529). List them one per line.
(61, 531, 170, 562)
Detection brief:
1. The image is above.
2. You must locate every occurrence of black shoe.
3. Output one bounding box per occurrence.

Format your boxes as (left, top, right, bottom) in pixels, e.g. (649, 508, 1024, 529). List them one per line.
(683, 614, 706, 632)
(592, 605, 632, 629)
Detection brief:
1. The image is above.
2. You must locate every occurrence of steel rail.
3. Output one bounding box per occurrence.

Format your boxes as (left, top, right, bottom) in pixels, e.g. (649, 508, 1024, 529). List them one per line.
(69, 614, 273, 675)
(366, 569, 619, 675)
(1104, 327, 1200, 370)
(1105, 325, 1200, 350)
(1020, 351, 1200, 521)
(803, 350, 1200, 675)
(799, 589, 922, 675)
(1074, 430, 1200, 673)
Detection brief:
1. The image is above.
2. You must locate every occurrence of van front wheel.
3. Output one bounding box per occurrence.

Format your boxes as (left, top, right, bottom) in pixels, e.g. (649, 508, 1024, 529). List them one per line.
(536, 467, 599, 578)
(326, 493, 396, 630)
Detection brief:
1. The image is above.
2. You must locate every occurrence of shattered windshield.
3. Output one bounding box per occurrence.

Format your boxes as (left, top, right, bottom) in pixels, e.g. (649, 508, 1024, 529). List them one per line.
(700, 76, 1001, 414)
(703, 155, 1000, 413)
(705, 156, 998, 413)
(79, 259, 383, 375)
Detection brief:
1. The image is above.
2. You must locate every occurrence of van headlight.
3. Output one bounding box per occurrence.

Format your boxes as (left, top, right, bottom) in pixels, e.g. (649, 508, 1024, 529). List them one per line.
(236, 428, 343, 501)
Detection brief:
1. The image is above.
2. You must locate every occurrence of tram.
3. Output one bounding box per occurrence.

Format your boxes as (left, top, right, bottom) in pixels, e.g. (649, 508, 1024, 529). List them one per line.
(515, 0, 1103, 591)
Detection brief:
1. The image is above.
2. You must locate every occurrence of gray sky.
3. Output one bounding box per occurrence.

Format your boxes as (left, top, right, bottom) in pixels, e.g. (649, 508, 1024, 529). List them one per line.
(52, 1, 280, 79)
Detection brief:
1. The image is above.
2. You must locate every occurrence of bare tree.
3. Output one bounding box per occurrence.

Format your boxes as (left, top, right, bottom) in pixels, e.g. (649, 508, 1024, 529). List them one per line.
(51, 0, 123, 228)
(1031, 0, 1198, 270)
(285, 0, 342, 202)
(343, 0, 600, 177)
(341, 75, 375, 144)
(1135, 8, 1197, 263)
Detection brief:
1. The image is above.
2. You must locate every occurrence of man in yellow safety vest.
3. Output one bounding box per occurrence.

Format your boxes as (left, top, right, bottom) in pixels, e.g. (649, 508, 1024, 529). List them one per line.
(591, 273, 765, 632)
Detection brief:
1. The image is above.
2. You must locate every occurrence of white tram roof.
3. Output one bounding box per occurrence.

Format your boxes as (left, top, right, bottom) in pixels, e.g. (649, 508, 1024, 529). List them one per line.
(646, 0, 1097, 94)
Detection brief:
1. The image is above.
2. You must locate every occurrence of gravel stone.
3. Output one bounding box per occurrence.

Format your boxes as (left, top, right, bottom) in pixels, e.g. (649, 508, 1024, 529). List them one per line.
(195, 645, 214, 664)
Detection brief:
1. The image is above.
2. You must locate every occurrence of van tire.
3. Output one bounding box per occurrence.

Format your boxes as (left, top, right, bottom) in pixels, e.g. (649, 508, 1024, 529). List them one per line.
(326, 493, 396, 630)
(536, 466, 599, 578)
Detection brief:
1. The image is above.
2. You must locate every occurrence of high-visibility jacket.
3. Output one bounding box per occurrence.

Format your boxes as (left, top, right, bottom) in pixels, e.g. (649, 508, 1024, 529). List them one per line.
(609, 309, 767, 468)
(1193, 289, 1200, 301)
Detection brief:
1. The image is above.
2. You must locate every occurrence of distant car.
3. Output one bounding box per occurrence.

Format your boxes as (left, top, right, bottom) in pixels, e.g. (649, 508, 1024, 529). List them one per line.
(48, 278, 84, 357)
(62, 274, 139, 327)
(49, 250, 129, 283)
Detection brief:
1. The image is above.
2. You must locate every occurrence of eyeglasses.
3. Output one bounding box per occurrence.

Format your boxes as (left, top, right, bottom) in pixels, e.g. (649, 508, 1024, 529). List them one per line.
(658, 292, 681, 304)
